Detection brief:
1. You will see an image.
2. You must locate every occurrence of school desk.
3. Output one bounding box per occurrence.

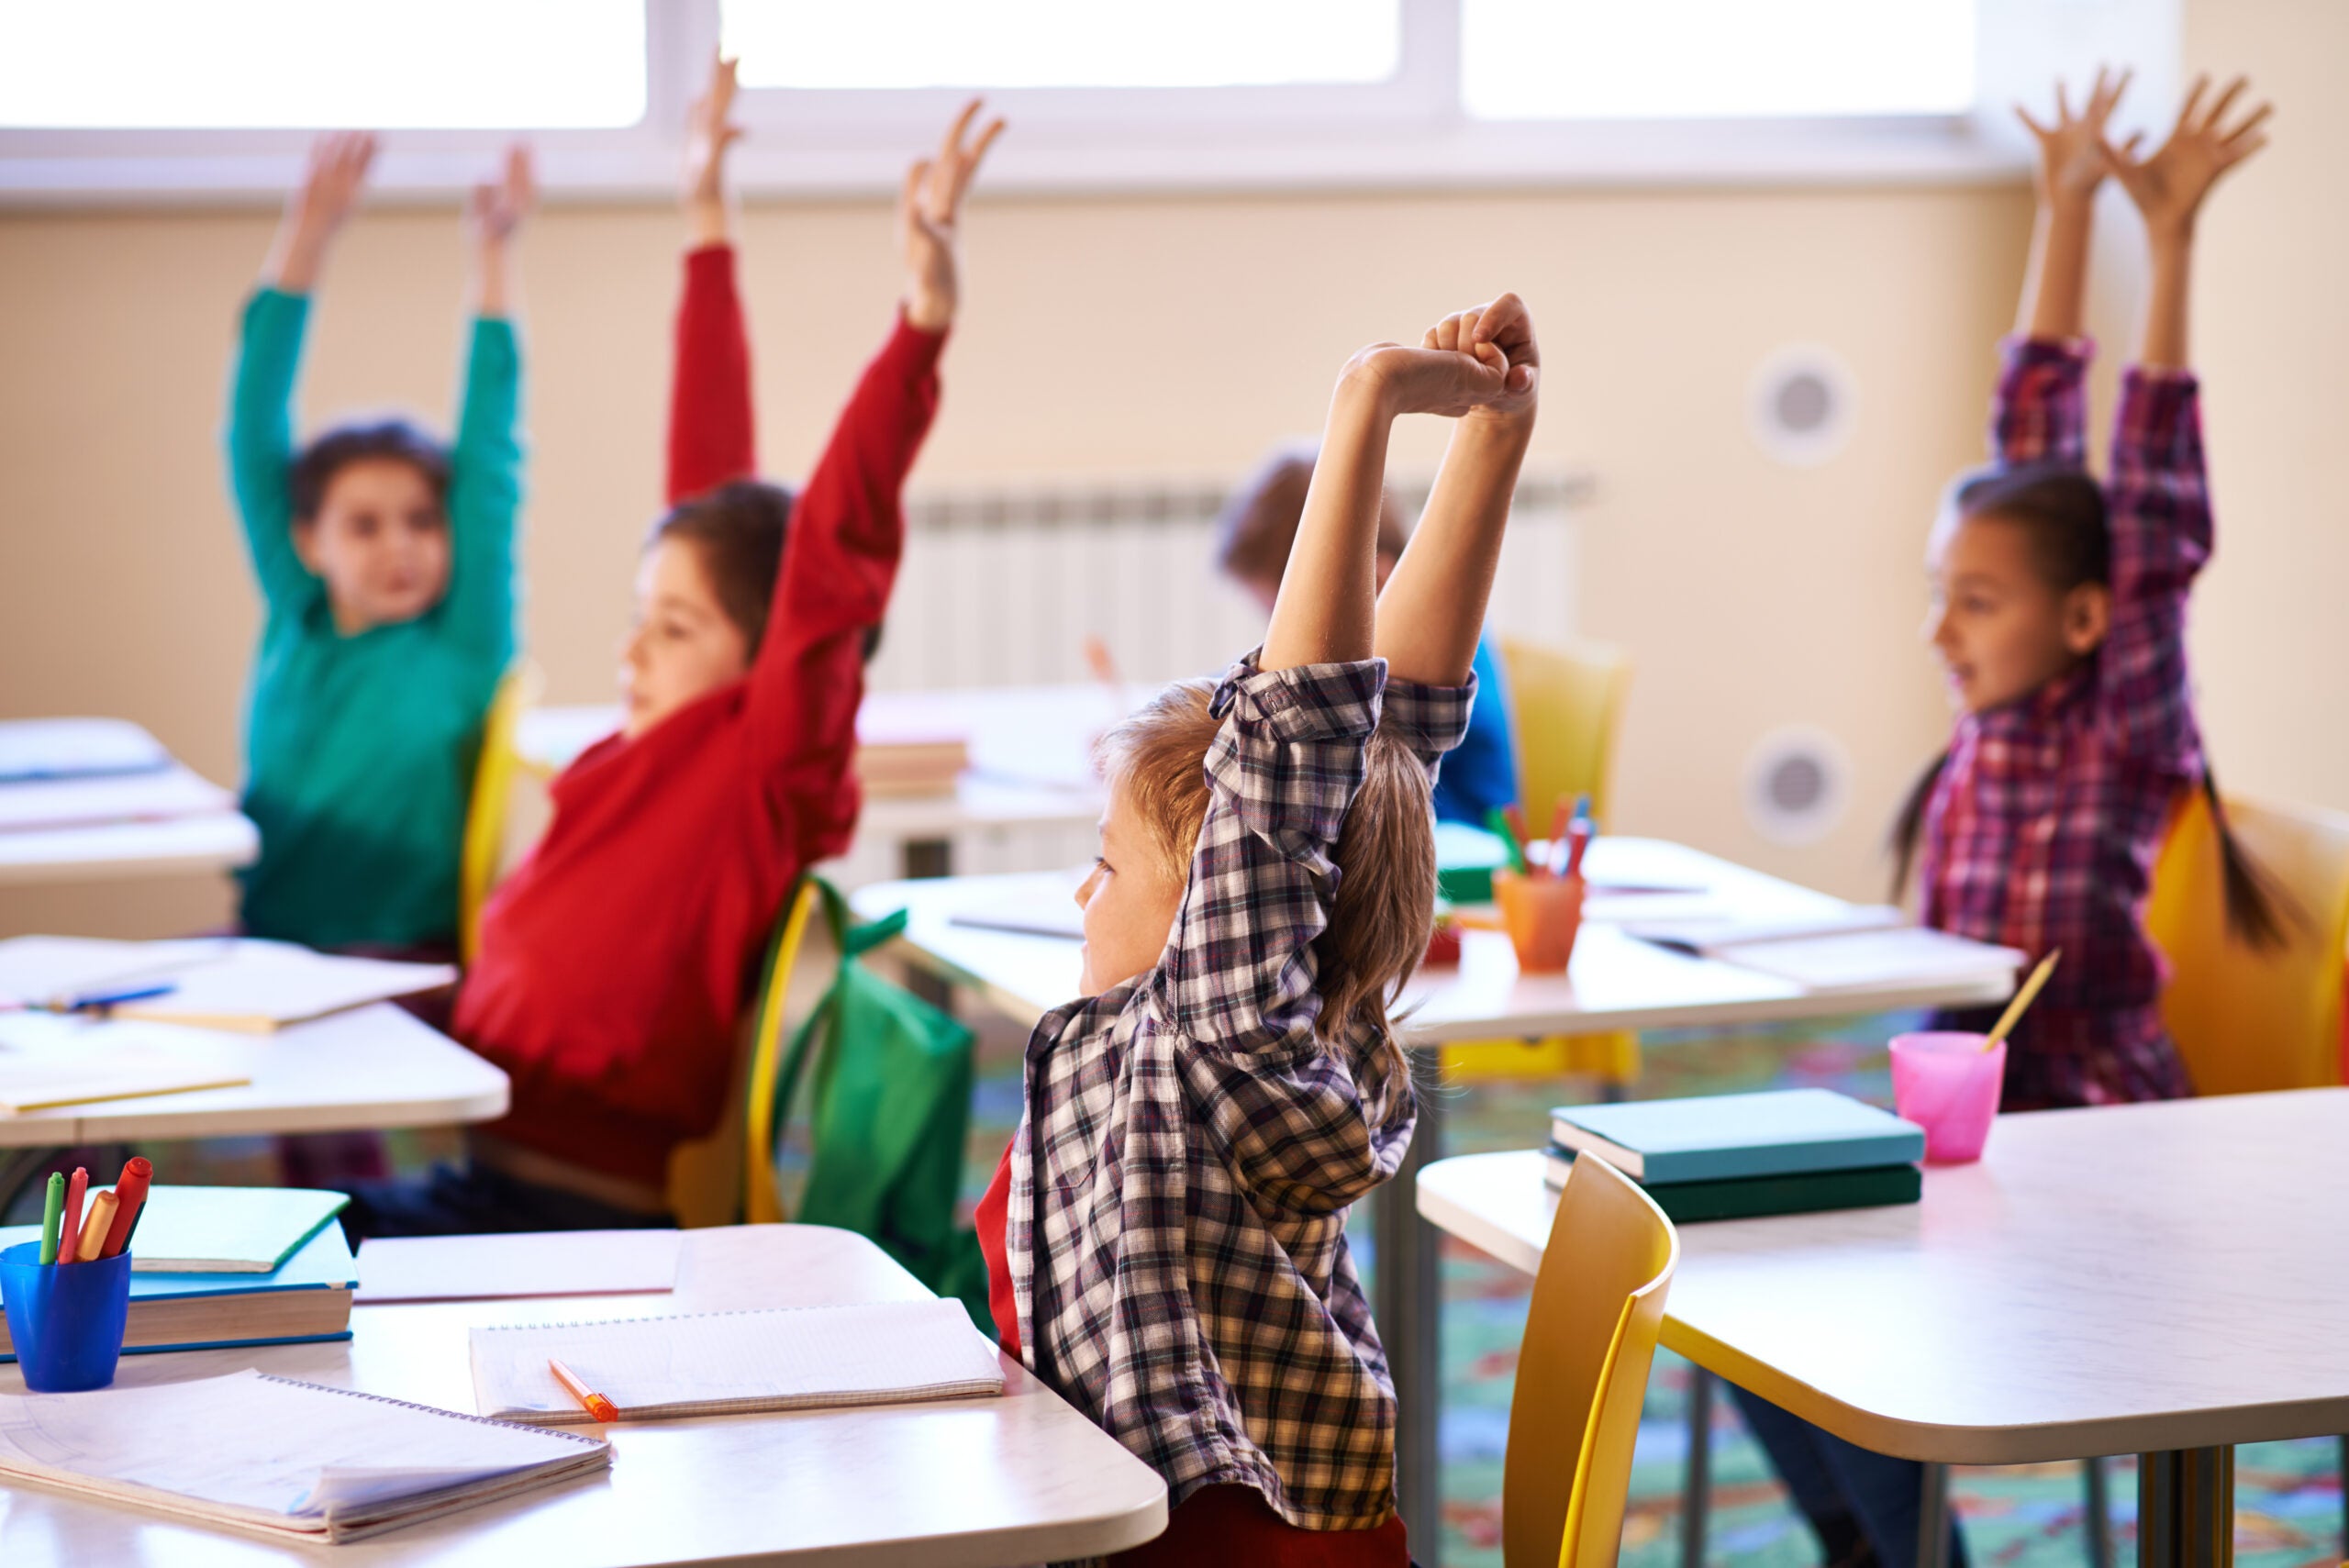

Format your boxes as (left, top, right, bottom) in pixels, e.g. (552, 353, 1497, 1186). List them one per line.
(851, 836, 2021, 1563)
(1417, 1089, 2349, 1568)
(0, 1224, 1169, 1566)
(518, 685, 1108, 877)
(0, 1003, 507, 1211)
(0, 717, 256, 888)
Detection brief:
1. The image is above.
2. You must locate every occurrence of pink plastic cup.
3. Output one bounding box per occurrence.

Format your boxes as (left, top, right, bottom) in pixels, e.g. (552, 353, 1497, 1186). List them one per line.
(1888, 1031, 2006, 1163)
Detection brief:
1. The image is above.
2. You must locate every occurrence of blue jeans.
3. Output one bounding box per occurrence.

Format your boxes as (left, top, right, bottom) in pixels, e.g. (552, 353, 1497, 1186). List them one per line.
(1732, 1385, 1970, 1568)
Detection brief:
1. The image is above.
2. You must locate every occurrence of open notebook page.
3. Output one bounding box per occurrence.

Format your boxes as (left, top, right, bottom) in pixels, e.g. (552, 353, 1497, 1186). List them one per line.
(0, 1013, 252, 1113)
(0, 1370, 607, 1542)
(472, 1299, 1003, 1423)
(359, 1229, 683, 1303)
(1723, 927, 2023, 992)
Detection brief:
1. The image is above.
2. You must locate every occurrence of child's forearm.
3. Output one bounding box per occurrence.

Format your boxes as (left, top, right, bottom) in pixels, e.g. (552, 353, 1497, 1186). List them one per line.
(2019, 193, 2096, 341)
(471, 234, 516, 320)
(687, 193, 730, 250)
(1263, 361, 1392, 672)
(2139, 231, 2192, 372)
(261, 212, 336, 295)
(1374, 415, 1531, 685)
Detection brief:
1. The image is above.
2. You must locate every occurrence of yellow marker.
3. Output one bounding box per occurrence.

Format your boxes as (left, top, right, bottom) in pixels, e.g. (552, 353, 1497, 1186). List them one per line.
(1983, 949, 2062, 1052)
(549, 1357, 618, 1424)
(75, 1190, 119, 1262)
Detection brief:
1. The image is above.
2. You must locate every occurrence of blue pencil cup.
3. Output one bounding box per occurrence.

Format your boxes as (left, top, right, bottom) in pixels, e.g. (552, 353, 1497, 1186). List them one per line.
(0, 1240, 132, 1392)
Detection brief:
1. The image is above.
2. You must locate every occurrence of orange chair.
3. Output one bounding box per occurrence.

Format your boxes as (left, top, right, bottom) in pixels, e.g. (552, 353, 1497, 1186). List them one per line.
(1502, 1152, 1679, 1568)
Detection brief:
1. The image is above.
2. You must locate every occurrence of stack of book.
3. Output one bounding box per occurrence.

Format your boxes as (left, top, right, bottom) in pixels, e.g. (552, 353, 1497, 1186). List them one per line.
(852, 718, 971, 799)
(1543, 1087, 1926, 1223)
(0, 1186, 355, 1359)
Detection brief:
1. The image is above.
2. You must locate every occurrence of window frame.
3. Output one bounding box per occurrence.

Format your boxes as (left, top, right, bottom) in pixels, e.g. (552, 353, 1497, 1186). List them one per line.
(0, 0, 2177, 204)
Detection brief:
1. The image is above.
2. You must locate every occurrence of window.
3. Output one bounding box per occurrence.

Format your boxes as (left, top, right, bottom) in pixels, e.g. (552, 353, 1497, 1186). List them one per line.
(1461, 0, 1975, 121)
(0, 0, 645, 129)
(1, 0, 2174, 198)
(723, 0, 1401, 92)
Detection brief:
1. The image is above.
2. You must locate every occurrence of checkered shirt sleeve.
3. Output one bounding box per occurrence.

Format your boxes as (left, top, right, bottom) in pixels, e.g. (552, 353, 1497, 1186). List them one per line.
(2101, 367, 2210, 767)
(1990, 335, 2091, 466)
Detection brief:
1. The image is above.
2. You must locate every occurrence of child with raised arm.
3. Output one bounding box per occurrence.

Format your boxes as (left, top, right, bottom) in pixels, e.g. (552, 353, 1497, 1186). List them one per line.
(227, 134, 531, 952)
(972, 296, 1541, 1562)
(1741, 71, 2277, 1568)
(344, 64, 1003, 1236)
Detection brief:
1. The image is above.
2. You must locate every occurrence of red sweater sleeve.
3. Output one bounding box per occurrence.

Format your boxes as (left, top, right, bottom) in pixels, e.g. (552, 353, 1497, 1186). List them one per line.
(744, 311, 944, 864)
(666, 244, 757, 506)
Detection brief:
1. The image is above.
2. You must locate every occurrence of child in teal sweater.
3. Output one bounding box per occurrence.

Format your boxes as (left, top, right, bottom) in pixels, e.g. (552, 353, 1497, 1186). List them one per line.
(225, 133, 531, 951)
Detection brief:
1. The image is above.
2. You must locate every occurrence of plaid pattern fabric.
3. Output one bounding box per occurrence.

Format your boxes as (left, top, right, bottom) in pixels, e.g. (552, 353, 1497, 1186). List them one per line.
(1008, 652, 1473, 1531)
(1921, 338, 2208, 1107)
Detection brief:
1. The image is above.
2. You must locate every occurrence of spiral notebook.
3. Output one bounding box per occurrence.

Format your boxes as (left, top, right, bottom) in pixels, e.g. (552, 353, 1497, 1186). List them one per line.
(470, 1300, 1004, 1425)
(0, 1369, 609, 1544)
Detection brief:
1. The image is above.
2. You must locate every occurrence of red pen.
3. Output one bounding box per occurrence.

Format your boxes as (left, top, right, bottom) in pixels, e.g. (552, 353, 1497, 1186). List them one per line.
(101, 1156, 151, 1259)
(1565, 819, 1594, 879)
(58, 1166, 88, 1266)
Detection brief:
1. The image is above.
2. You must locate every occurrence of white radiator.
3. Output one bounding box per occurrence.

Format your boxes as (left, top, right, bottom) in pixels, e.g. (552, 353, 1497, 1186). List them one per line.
(867, 468, 1590, 693)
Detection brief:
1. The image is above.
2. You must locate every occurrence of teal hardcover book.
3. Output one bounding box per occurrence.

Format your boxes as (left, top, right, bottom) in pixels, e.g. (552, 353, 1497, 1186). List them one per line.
(1542, 1144, 1922, 1222)
(116, 1184, 350, 1273)
(1549, 1088, 1925, 1184)
(0, 1221, 355, 1360)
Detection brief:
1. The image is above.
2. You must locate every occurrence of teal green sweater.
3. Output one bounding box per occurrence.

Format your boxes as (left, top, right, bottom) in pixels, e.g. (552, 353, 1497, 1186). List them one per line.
(225, 288, 522, 949)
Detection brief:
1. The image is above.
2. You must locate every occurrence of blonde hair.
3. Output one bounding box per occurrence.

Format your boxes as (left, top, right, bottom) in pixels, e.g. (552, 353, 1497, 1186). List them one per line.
(1097, 678, 1436, 1107)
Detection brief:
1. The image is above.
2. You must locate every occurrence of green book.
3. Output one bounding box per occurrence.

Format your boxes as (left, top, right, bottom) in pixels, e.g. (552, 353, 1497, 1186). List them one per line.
(1435, 821, 1513, 906)
(1542, 1144, 1920, 1223)
(114, 1185, 351, 1273)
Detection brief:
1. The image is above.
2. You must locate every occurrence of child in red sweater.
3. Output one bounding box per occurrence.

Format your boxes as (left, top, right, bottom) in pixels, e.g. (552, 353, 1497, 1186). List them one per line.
(347, 61, 1004, 1235)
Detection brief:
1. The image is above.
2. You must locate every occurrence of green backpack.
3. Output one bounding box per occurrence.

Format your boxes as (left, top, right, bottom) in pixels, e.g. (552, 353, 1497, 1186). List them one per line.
(756, 877, 993, 1335)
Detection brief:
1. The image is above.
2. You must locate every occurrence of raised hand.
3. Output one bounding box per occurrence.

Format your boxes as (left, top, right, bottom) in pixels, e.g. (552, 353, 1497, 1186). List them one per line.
(2102, 74, 2272, 240)
(2017, 66, 2131, 203)
(265, 131, 378, 292)
(467, 143, 535, 248)
(684, 52, 743, 243)
(1353, 294, 1540, 422)
(466, 145, 533, 318)
(899, 99, 1006, 332)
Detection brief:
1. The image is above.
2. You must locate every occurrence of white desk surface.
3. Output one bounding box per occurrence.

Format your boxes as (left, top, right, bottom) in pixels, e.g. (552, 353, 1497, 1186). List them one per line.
(0, 1002, 507, 1149)
(852, 838, 2019, 1041)
(0, 810, 259, 886)
(520, 687, 1108, 840)
(0, 1225, 1168, 1567)
(1417, 1088, 2349, 1465)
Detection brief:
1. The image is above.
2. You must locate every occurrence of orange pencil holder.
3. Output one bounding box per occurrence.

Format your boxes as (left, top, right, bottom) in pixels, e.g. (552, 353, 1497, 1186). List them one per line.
(1492, 868, 1585, 973)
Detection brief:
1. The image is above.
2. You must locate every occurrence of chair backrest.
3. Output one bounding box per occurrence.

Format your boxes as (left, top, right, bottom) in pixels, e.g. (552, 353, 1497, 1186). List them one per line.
(459, 660, 542, 964)
(1497, 637, 1633, 840)
(1504, 1154, 1679, 1568)
(2144, 788, 2349, 1095)
(658, 877, 839, 1228)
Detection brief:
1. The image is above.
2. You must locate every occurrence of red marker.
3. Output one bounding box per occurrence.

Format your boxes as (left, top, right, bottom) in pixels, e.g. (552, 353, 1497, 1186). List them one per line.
(101, 1156, 151, 1259)
(58, 1166, 88, 1266)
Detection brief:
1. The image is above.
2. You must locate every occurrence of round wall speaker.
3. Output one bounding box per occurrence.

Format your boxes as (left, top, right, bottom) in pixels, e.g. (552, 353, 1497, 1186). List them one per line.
(1744, 725, 1852, 846)
(1749, 344, 1857, 468)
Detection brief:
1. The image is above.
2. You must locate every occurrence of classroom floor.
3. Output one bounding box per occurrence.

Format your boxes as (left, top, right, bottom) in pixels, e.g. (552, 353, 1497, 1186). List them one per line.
(129, 1009, 2346, 1568)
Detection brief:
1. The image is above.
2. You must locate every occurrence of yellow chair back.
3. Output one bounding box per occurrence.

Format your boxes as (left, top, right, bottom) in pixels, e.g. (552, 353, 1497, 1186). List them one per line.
(1498, 637, 1632, 840)
(1505, 1154, 1679, 1568)
(459, 661, 541, 964)
(2145, 788, 2349, 1095)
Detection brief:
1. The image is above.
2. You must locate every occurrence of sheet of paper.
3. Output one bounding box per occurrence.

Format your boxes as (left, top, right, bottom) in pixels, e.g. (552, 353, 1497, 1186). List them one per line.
(949, 884, 1087, 941)
(0, 718, 169, 784)
(359, 1229, 683, 1303)
(471, 1299, 1003, 1422)
(1627, 905, 1909, 955)
(1724, 927, 2022, 992)
(0, 765, 233, 834)
(0, 1370, 605, 1529)
(109, 940, 454, 1031)
(0, 1014, 254, 1113)
(0, 935, 232, 1009)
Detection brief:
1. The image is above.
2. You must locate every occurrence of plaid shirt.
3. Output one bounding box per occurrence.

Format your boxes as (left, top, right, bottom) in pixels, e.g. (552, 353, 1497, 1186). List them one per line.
(1922, 338, 2208, 1107)
(1008, 653, 1473, 1532)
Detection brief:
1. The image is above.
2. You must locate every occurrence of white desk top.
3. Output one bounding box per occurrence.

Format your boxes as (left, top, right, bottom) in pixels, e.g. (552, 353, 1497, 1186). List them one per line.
(1417, 1089, 2349, 1464)
(852, 839, 2018, 1041)
(521, 688, 1108, 840)
(0, 1225, 1167, 1566)
(0, 1002, 507, 1149)
(0, 719, 256, 887)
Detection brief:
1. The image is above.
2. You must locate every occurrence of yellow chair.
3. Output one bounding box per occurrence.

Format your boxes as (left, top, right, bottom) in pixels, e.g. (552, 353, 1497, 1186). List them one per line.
(2144, 787, 2349, 1095)
(1504, 1153, 1679, 1568)
(662, 877, 837, 1229)
(458, 660, 542, 965)
(1446, 636, 1640, 1087)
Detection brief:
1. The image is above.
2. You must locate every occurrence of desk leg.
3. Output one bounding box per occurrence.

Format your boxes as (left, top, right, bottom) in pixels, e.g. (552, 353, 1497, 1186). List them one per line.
(1917, 1462, 1951, 1568)
(2139, 1447, 2233, 1568)
(1681, 1366, 1713, 1568)
(1380, 1048, 1442, 1566)
(2085, 1458, 2113, 1568)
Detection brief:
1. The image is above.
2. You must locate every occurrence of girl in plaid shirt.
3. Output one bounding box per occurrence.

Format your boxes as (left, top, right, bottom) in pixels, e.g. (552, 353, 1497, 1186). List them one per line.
(1742, 72, 2281, 1568)
(974, 295, 1542, 1563)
